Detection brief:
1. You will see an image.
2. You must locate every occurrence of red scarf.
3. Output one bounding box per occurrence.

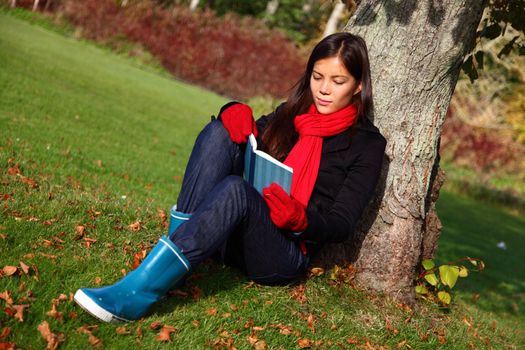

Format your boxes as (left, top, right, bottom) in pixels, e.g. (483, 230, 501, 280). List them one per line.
(284, 103, 358, 207)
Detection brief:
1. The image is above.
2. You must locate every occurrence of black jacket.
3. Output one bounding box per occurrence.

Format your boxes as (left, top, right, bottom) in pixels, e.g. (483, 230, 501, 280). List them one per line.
(254, 103, 386, 255)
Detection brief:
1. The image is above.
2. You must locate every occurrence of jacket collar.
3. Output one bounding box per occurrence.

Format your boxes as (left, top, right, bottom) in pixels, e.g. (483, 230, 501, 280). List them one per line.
(322, 116, 380, 153)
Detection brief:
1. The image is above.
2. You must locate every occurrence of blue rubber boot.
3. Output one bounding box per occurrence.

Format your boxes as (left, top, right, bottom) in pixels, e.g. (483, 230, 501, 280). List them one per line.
(167, 205, 192, 289)
(168, 204, 192, 238)
(74, 236, 191, 322)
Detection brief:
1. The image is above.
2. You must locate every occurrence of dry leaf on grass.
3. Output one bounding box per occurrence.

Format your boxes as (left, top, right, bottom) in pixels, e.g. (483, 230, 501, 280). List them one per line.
(290, 284, 307, 304)
(77, 325, 103, 348)
(38, 321, 64, 350)
(74, 225, 86, 240)
(2, 266, 19, 277)
(127, 221, 142, 232)
(46, 304, 63, 322)
(0, 291, 13, 305)
(308, 267, 324, 277)
(7, 304, 29, 322)
(0, 342, 16, 350)
(298, 338, 312, 349)
(18, 175, 38, 189)
(136, 326, 143, 339)
(0, 327, 11, 339)
(149, 321, 163, 330)
(155, 325, 177, 342)
(206, 308, 217, 316)
(116, 326, 130, 335)
(19, 261, 30, 275)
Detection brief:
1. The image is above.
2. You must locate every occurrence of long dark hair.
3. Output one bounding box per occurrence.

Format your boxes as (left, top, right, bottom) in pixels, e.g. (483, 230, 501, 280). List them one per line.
(261, 32, 373, 161)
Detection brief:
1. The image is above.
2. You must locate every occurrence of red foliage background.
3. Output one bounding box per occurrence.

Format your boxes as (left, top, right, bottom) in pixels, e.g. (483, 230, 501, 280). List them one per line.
(440, 107, 523, 174)
(59, 0, 305, 99)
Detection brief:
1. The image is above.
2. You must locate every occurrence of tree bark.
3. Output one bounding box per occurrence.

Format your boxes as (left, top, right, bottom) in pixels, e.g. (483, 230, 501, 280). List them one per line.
(10, 0, 16, 8)
(32, 0, 40, 11)
(313, 0, 486, 304)
(323, 2, 346, 38)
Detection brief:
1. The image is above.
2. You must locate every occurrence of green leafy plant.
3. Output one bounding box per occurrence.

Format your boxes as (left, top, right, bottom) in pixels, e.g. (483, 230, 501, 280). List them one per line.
(415, 257, 485, 307)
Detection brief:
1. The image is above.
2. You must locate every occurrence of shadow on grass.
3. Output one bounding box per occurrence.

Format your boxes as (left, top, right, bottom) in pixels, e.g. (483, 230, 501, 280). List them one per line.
(436, 190, 525, 319)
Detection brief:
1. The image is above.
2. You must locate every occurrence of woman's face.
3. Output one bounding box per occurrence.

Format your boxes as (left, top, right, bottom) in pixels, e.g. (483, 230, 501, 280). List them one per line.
(310, 56, 362, 114)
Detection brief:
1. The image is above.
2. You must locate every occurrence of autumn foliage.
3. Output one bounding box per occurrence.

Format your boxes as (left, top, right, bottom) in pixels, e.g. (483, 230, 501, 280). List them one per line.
(58, 0, 305, 99)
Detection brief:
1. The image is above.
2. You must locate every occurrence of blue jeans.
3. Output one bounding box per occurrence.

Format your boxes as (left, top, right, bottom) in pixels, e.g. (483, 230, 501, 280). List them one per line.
(170, 120, 309, 285)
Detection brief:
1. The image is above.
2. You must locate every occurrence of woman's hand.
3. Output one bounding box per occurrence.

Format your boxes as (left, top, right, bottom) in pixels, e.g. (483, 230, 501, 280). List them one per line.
(262, 183, 308, 232)
(219, 103, 258, 144)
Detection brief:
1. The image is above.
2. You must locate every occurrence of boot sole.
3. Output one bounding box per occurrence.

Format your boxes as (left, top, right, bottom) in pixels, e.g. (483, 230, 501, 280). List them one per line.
(74, 289, 130, 323)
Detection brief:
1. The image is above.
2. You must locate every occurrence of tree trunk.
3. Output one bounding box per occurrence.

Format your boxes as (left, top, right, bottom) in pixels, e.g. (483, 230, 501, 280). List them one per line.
(313, 0, 486, 304)
(10, 0, 16, 8)
(32, 0, 40, 11)
(323, 2, 346, 38)
(190, 0, 200, 11)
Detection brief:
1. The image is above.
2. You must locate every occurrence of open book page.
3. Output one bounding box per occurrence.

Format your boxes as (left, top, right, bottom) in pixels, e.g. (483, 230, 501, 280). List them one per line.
(244, 134, 293, 195)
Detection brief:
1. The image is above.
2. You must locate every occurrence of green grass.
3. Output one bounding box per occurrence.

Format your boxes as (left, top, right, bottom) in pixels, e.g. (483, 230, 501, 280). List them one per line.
(1, 10, 524, 349)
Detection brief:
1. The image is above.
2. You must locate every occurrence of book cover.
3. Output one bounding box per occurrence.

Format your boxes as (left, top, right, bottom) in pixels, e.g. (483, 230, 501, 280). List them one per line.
(244, 134, 293, 195)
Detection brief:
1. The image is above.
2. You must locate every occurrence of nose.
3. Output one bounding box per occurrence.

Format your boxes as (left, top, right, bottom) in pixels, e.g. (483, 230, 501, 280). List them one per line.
(319, 80, 330, 95)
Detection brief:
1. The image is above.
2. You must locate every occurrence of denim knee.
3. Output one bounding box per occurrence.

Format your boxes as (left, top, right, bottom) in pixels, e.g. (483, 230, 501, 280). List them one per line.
(199, 119, 230, 145)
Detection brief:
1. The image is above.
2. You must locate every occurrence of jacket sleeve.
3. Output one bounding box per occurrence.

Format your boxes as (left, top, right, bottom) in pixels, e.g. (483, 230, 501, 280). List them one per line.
(299, 133, 387, 245)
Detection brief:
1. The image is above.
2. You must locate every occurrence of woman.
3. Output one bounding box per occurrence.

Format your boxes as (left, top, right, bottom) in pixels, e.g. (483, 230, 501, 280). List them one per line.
(74, 32, 386, 323)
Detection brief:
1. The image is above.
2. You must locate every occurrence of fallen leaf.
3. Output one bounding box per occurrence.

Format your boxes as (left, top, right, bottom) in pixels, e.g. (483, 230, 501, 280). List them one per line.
(77, 325, 102, 348)
(12, 304, 29, 322)
(94, 277, 102, 285)
(155, 325, 176, 342)
(306, 314, 316, 333)
(158, 209, 167, 229)
(74, 225, 85, 240)
(290, 284, 307, 304)
(385, 318, 399, 334)
(38, 253, 57, 260)
(397, 339, 407, 348)
(2, 266, 18, 277)
(254, 340, 267, 350)
(192, 320, 200, 327)
(7, 164, 20, 175)
(131, 250, 147, 270)
(0, 342, 16, 350)
(346, 337, 359, 344)
(0, 327, 10, 339)
(0, 291, 13, 305)
(247, 333, 259, 345)
(149, 321, 163, 330)
(19, 261, 30, 275)
(308, 267, 324, 277)
(221, 312, 232, 318)
(38, 321, 64, 350)
(206, 308, 217, 316)
(136, 326, 143, 339)
(127, 221, 141, 232)
(18, 175, 38, 189)
(46, 304, 63, 322)
(82, 237, 97, 248)
(116, 326, 130, 335)
(298, 338, 312, 348)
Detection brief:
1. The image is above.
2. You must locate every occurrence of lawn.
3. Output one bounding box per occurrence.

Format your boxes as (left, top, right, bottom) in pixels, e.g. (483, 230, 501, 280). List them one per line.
(1, 10, 524, 349)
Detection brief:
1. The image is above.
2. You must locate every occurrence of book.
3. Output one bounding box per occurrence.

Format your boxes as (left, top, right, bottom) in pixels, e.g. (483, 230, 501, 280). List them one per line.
(244, 134, 293, 195)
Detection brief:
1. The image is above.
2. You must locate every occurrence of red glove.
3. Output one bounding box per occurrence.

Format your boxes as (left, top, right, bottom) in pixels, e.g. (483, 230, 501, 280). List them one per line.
(220, 103, 258, 144)
(262, 183, 308, 232)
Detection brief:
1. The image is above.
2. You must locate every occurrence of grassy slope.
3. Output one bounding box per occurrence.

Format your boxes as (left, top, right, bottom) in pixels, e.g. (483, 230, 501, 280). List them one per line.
(0, 11, 524, 349)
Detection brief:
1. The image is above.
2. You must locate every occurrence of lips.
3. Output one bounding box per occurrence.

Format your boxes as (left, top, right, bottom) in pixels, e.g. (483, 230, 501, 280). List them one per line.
(316, 97, 331, 106)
